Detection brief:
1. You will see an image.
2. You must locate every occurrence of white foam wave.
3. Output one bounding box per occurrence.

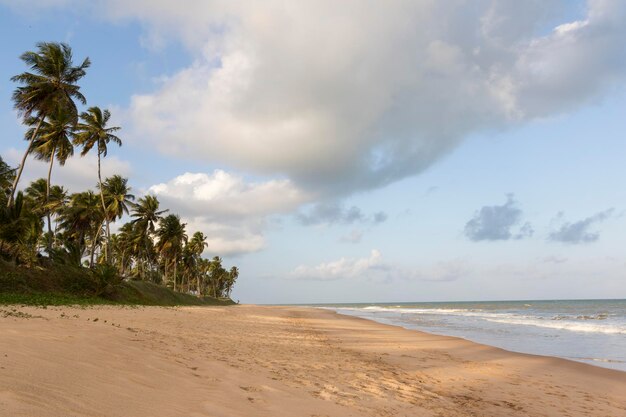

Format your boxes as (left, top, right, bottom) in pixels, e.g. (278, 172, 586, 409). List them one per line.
(485, 317, 626, 335)
(332, 306, 626, 335)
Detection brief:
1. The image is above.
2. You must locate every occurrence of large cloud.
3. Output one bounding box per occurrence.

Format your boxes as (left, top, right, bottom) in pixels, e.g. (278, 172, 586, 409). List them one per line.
(98, 0, 626, 196)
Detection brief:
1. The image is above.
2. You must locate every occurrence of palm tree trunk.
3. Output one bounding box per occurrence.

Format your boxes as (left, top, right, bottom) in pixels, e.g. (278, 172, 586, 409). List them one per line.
(45, 146, 56, 253)
(173, 257, 177, 292)
(7, 114, 45, 207)
(89, 225, 103, 268)
(97, 151, 110, 262)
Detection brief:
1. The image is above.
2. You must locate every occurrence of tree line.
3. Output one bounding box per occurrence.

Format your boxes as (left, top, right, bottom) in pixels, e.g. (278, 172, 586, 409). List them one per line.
(0, 42, 238, 299)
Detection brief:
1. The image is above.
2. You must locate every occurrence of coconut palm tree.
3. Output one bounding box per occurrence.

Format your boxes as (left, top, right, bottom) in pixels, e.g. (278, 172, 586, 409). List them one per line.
(208, 256, 226, 297)
(155, 214, 187, 291)
(0, 156, 15, 201)
(179, 231, 207, 293)
(109, 222, 138, 276)
(100, 175, 135, 261)
(73, 106, 121, 257)
(188, 231, 208, 257)
(227, 266, 239, 297)
(27, 107, 75, 246)
(131, 195, 167, 239)
(9, 42, 90, 206)
(0, 192, 43, 264)
(131, 195, 167, 279)
(58, 190, 103, 266)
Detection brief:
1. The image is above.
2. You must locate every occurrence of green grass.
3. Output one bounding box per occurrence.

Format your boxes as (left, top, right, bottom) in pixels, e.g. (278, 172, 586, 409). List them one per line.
(0, 260, 234, 307)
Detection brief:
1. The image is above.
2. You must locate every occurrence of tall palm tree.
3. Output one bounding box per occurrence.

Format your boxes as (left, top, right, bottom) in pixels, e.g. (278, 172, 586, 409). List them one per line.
(109, 222, 138, 276)
(227, 266, 239, 298)
(185, 231, 208, 294)
(27, 107, 75, 245)
(197, 257, 212, 296)
(155, 214, 187, 291)
(100, 175, 134, 261)
(131, 195, 167, 235)
(74, 106, 121, 257)
(131, 195, 167, 279)
(188, 231, 208, 257)
(9, 42, 90, 207)
(208, 256, 226, 297)
(58, 190, 102, 266)
(24, 178, 51, 250)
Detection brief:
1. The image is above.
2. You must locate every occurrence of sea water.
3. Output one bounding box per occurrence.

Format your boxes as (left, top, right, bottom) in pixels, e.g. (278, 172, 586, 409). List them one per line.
(315, 299, 626, 372)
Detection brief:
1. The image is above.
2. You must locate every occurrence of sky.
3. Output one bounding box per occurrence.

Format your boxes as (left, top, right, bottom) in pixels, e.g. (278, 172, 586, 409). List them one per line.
(1, 0, 625, 304)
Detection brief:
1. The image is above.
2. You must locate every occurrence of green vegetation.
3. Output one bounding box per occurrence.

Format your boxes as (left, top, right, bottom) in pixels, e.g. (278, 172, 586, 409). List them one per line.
(0, 260, 233, 306)
(0, 42, 239, 306)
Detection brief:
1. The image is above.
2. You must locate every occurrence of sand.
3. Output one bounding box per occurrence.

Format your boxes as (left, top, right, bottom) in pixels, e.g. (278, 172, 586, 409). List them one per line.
(1, 305, 625, 417)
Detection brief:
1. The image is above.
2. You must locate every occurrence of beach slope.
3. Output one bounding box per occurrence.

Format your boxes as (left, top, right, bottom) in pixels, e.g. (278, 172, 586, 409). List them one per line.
(1, 305, 624, 416)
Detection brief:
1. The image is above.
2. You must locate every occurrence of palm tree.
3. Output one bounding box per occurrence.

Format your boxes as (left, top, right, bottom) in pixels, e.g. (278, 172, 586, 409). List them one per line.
(188, 231, 208, 256)
(155, 214, 187, 291)
(27, 107, 75, 245)
(131, 195, 167, 279)
(100, 175, 135, 261)
(197, 257, 212, 296)
(9, 42, 90, 207)
(0, 192, 43, 265)
(109, 222, 138, 276)
(47, 185, 69, 235)
(186, 231, 208, 293)
(24, 178, 51, 250)
(74, 106, 121, 257)
(208, 256, 226, 297)
(58, 190, 103, 266)
(0, 156, 16, 200)
(227, 266, 239, 298)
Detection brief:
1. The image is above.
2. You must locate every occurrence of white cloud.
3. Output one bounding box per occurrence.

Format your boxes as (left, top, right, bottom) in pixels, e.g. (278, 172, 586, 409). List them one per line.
(148, 170, 312, 255)
(97, 0, 626, 196)
(183, 218, 266, 256)
(149, 170, 311, 220)
(290, 250, 468, 282)
(4, 148, 131, 193)
(291, 249, 386, 281)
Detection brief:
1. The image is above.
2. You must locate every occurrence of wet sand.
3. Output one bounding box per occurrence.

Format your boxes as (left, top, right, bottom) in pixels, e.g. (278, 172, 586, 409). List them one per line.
(1, 304, 625, 416)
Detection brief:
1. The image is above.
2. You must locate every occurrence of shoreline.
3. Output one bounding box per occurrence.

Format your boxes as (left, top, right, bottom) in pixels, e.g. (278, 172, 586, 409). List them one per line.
(328, 307, 626, 375)
(325, 307, 626, 373)
(1, 304, 625, 416)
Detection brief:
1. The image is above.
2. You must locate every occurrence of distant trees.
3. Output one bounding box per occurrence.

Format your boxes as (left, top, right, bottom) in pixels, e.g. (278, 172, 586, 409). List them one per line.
(0, 42, 239, 299)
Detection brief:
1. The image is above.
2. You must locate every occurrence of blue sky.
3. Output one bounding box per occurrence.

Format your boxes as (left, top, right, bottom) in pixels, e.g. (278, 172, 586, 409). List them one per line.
(1, 1, 625, 303)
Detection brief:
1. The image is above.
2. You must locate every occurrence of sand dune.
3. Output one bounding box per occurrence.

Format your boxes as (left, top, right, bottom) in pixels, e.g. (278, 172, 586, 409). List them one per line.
(1, 305, 625, 416)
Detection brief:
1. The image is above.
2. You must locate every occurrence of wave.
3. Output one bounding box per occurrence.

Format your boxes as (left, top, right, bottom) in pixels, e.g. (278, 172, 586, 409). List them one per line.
(360, 306, 485, 314)
(332, 306, 626, 335)
(552, 314, 610, 321)
(484, 317, 626, 335)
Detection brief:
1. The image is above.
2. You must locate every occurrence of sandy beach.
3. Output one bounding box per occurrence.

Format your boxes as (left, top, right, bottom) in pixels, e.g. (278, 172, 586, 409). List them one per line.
(1, 305, 625, 417)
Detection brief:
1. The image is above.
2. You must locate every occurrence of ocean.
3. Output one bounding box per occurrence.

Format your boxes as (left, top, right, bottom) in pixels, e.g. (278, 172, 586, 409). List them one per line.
(314, 299, 626, 372)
